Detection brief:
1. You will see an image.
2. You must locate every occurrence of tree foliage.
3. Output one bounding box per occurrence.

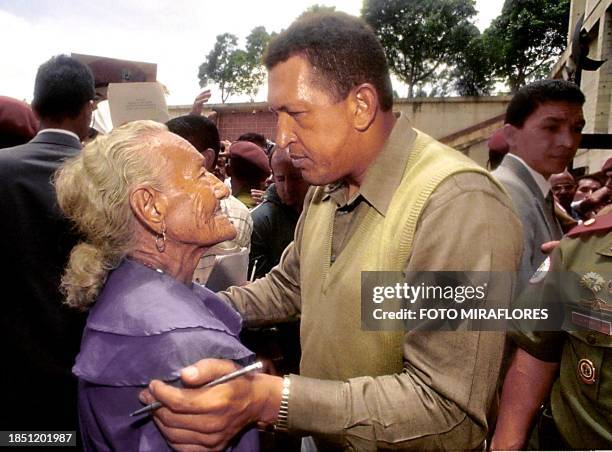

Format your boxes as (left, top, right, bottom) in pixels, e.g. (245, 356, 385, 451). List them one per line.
(483, 0, 570, 92)
(362, 0, 480, 98)
(451, 28, 494, 96)
(297, 4, 336, 20)
(198, 27, 274, 102)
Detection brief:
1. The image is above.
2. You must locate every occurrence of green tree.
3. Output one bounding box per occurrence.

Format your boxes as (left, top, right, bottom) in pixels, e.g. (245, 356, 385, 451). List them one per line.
(483, 0, 570, 92)
(198, 27, 274, 103)
(452, 28, 494, 96)
(198, 33, 240, 103)
(298, 4, 336, 20)
(362, 0, 479, 98)
(241, 26, 275, 101)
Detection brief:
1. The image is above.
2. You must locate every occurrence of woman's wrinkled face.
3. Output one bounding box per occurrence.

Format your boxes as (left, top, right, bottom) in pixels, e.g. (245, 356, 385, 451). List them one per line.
(158, 133, 236, 248)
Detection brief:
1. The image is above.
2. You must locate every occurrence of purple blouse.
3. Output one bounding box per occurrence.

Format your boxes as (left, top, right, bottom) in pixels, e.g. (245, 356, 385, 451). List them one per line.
(73, 259, 259, 451)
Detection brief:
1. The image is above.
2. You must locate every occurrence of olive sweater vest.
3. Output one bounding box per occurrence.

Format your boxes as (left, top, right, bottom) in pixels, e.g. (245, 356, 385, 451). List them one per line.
(299, 129, 503, 380)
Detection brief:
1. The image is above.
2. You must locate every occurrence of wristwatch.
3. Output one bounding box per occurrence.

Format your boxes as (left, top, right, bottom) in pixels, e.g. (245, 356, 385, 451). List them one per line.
(275, 375, 291, 431)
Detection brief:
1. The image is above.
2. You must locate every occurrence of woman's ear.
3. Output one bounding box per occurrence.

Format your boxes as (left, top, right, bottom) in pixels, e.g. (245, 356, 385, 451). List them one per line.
(129, 186, 166, 234)
(351, 83, 378, 132)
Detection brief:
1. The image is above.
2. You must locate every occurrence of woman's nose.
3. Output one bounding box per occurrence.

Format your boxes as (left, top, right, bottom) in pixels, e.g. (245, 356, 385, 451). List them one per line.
(207, 172, 230, 199)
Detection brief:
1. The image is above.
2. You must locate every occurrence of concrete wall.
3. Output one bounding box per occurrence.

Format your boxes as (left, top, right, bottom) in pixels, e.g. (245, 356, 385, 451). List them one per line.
(168, 96, 510, 168)
(392, 96, 510, 140)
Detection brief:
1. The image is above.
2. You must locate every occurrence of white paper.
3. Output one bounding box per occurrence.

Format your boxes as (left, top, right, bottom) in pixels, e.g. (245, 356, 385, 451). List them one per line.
(108, 82, 169, 127)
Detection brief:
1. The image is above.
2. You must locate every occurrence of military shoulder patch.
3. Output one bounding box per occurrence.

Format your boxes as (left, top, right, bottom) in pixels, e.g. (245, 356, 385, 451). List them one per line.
(567, 212, 612, 238)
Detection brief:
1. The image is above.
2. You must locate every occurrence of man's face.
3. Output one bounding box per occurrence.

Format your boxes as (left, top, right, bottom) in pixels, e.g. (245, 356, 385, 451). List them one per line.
(550, 172, 576, 206)
(271, 148, 310, 211)
(506, 101, 585, 179)
(267, 55, 357, 186)
(155, 133, 236, 247)
(606, 171, 612, 190)
(574, 177, 602, 202)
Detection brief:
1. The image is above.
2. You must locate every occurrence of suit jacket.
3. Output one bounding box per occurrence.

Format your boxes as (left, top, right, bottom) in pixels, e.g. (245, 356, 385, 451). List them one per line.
(0, 131, 87, 432)
(492, 155, 562, 280)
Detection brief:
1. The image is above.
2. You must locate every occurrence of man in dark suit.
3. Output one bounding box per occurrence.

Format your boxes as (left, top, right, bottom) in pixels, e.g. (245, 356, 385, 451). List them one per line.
(0, 55, 94, 434)
(492, 80, 585, 282)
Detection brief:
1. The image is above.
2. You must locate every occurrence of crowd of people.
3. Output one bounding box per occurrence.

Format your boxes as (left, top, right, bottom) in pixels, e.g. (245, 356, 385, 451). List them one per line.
(0, 10, 610, 452)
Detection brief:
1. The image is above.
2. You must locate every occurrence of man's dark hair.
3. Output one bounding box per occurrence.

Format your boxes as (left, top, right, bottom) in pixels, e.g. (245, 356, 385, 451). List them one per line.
(31, 55, 95, 122)
(268, 145, 278, 168)
(166, 115, 221, 165)
(230, 157, 270, 186)
(237, 132, 267, 150)
(505, 79, 585, 128)
(577, 174, 604, 186)
(264, 12, 393, 111)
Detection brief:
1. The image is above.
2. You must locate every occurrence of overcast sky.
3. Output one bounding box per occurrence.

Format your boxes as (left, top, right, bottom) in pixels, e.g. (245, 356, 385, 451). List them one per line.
(0, 0, 504, 105)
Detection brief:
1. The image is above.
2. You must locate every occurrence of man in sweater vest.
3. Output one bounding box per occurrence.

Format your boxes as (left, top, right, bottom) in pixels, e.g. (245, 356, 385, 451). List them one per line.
(141, 12, 522, 450)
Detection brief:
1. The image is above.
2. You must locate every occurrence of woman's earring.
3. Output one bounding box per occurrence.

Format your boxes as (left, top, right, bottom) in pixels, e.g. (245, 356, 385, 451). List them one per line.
(155, 221, 167, 253)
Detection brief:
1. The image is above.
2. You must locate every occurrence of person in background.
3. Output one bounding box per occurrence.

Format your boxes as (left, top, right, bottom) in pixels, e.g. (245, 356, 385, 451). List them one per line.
(550, 170, 579, 231)
(55, 120, 258, 451)
(227, 140, 271, 209)
(550, 170, 577, 215)
(572, 173, 605, 220)
(0, 54, 94, 435)
(243, 142, 309, 398)
(486, 127, 509, 171)
(492, 207, 612, 450)
(0, 95, 39, 148)
(249, 146, 309, 279)
(492, 80, 585, 283)
(574, 175, 603, 204)
(237, 132, 270, 153)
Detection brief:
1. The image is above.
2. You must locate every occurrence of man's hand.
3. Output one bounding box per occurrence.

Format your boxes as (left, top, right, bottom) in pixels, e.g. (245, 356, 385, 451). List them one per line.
(250, 189, 266, 206)
(139, 359, 283, 451)
(190, 89, 212, 116)
(540, 241, 560, 254)
(578, 186, 612, 218)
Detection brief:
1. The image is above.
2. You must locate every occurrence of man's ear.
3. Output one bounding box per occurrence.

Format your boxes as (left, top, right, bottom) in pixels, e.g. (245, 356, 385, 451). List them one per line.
(351, 83, 378, 132)
(202, 148, 216, 171)
(129, 186, 166, 233)
(502, 123, 518, 148)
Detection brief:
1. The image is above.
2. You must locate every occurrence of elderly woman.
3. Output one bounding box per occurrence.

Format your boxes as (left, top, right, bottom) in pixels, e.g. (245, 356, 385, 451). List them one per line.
(55, 120, 258, 451)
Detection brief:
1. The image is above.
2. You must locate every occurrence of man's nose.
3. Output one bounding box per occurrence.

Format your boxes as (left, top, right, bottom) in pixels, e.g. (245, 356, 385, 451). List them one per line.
(275, 114, 296, 149)
(557, 127, 576, 148)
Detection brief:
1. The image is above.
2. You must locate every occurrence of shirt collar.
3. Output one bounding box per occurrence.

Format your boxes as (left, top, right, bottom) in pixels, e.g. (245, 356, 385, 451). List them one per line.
(506, 153, 551, 198)
(37, 128, 81, 142)
(323, 113, 416, 215)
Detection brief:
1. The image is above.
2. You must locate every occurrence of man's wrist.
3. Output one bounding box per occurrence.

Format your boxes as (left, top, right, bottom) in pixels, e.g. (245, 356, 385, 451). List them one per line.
(253, 374, 284, 427)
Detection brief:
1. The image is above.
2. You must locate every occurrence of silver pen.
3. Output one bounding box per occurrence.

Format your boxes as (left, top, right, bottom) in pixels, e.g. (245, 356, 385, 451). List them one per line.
(130, 361, 264, 417)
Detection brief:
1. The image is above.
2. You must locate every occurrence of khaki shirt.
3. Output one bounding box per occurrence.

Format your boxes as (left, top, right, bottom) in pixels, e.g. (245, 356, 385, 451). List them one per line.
(221, 115, 522, 449)
(510, 216, 612, 449)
